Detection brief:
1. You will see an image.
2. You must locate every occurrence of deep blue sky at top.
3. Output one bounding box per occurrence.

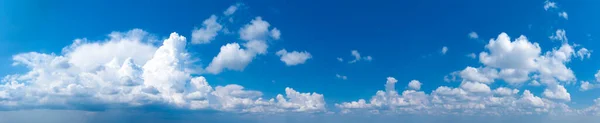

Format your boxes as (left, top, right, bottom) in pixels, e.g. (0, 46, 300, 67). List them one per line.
(2, 0, 600, 108)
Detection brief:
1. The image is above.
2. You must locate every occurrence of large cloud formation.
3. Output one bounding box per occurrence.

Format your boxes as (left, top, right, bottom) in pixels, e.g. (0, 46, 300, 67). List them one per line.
(0, 29, 326, 113)
(337, 32, 594, 115)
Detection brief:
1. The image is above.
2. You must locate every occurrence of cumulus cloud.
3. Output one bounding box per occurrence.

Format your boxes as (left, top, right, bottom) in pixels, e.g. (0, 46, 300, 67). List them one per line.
(543, 84, 571, 102)
(544, 1, 557, 11)
(408, 80, 422, 90)
(0, 29, 325, 113)
(468, 32, 479, 39)
(206, 17, 279, 74)
(549, 29, 567, 42)
(441, 46, 448, 55)
(336, 77, 572, 115)
(191, 15, 223, 44)
(346, 50, 372, 63)
(558, 12, 568, 20)
(276, 49, 312, 66)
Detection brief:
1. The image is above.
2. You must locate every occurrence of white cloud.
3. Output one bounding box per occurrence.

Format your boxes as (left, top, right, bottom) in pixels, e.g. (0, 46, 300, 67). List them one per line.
(223, 3, 241, 16)
(276, 49, 312, 66)
(543, 84, 571, 102)
(206, 17, 279, 74)
(576, 48, 591, 60)
(336, 74, 348, 80)
(544, 1, 557, 11)
(596, 70, 600, 82)
(205, 43, 255, 74)
(0, 29, 326, 113)
(337, 77, 571, 115)
(460, 81, 491, 93)
(469, 32, 479, 39)
(441, 46, 448, 54)
(191, 15, 223, 44)
(408, 80, 422, 90)
(347, 50, 372, 63)
(549, 29, 567, 42)
(559, 11, 568, 20)
(270, 28, 281, 40)
(458, 67, 498, 84)
(580, 81, 595, 91)
(239, 17, 274, 41)
(493, 87, 519, 96)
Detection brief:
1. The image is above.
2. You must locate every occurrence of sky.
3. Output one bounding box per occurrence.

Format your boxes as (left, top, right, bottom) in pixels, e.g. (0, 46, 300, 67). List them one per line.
(3, 0, 600, 122)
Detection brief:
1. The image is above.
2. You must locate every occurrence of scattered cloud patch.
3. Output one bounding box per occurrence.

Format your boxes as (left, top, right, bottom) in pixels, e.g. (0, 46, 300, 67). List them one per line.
(467, 53, 476, 59)
(223, 3, 242, 16)
(544, 1, 557, 11)
(336, 74, 348, 80)
(558, 11, 568, 20)
(346, 50, 372, 63)
(276, 49, 312, 66)
(441, 46, 448, 55)
(191, 15, 223, 44)
(468, 32, 479, 39)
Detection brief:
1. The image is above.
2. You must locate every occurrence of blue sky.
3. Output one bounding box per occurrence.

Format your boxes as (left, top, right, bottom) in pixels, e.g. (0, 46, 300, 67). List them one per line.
(3, 0, 600, 122)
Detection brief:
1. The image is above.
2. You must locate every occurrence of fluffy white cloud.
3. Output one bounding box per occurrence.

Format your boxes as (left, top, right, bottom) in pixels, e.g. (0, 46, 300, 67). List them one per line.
(337, 77, 572, 115)
(336, 74, 348, 80)
(458, 67, 498, 84)
(469, 32, 479, 39)
(408, 80, 422, 90)
(0, 29, 325, 113)
(543, 84, 571, 102)
(544, 1, 557, 11)
(441, 46, 448, 54)
(206, 17, 279, 74)
(460, 81, 491, 93)
(276, 49, 312, 66)
(493, 87, 519, 96)
(559, 11, 568, 20)
(205, 43, 256, 74)
(576, 48, 591, 60)
(191, 15, 223, 44)
(549, 29, 567, 42)
(580, 81, 595, 91)
(347, 50, 372, 63)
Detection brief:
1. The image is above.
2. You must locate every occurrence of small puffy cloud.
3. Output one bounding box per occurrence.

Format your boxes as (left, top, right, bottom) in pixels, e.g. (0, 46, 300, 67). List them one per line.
(347, 50, 372, 63)
(205, 43, 256, 74)
(468, 32, 479, 39)
(460, 81, 491, 93)
(441, 46, 448, 55)
(408, 80, 422, 90)
(270, 28, 281, 40)
(544, 1, 557, 11)
(580, 81, 595, 91)
(336, 74, 347, 80)
(240, 17, 277, 41)
(223, 3, 241, 16)
(191, 15, 223, 44)
(458, 67, 498, 84)
(543, 84, 571, 102)
(276, 49, 312, 66)
(576, 48, 591, 60)
(559, 11, 568, 20)
(549, 29, 567, 42)
(206, 17, 279, 74)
